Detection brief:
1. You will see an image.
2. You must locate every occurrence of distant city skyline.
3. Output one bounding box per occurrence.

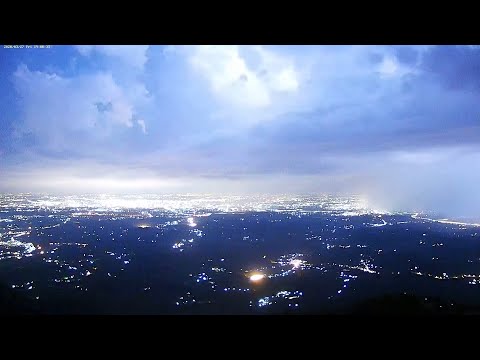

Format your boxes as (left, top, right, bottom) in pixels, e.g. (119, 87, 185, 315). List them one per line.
(1, 45, 480, 216)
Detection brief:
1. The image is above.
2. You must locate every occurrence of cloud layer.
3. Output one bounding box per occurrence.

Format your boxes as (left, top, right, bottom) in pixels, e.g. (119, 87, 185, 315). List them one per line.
(1, 45, 480, 217)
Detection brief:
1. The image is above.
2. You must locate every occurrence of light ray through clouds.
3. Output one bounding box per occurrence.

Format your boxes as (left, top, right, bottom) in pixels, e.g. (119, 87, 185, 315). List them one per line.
(1, 45, 480, 217)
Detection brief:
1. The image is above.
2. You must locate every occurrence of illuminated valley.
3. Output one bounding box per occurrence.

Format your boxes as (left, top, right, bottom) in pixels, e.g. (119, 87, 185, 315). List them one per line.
(1, 193, 480, 314)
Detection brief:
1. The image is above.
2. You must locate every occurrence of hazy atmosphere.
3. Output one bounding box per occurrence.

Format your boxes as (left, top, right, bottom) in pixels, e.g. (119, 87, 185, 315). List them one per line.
(3, 45, 480, 316)
(1, 45, 480, 217)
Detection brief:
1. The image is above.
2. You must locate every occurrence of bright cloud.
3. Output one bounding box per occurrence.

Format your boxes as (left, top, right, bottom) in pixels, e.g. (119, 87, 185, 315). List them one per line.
(378, 56, 399, 76)
(188, 45, 299, 109)
(12, 64, 148, 150)
(137, 119, 147, 134)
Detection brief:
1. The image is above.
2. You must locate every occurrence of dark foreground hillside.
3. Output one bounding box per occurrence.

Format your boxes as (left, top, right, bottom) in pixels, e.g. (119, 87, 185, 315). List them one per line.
(2, 284, 480, 315)
(348, 294, 480, 315)
(0, 283, 40, 315)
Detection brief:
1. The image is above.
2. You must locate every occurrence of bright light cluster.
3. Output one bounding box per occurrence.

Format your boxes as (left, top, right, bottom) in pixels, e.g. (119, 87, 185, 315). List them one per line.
(290, 259, 303, 269)
(256, 290, 303, 308)
(249, 273, 265, 282)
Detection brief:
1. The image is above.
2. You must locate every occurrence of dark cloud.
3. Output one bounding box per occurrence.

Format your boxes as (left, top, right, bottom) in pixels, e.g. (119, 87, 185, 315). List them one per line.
(419, 45, 480, 91)
(392, 46, 419, 66)
(367, 51, 383, 65)
(95, 101, 113, 113)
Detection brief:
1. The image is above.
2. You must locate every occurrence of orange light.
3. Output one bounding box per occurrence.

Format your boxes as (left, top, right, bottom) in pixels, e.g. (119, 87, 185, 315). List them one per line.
(249, 274, 265, 282)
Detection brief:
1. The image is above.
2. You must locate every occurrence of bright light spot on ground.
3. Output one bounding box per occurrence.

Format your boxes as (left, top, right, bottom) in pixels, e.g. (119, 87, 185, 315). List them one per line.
(250, 274, 265, 282)
(138, 224, 150, 228)
(290, 259, 303, 269)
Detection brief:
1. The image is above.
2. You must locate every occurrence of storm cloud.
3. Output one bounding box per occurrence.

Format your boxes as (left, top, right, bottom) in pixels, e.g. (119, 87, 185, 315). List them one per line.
(1, 45, 479, 217)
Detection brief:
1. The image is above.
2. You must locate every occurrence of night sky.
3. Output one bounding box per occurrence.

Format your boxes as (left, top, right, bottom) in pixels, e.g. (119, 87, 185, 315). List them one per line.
(1, 45, 480, 217)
